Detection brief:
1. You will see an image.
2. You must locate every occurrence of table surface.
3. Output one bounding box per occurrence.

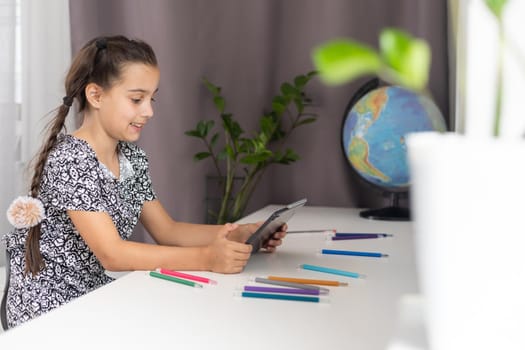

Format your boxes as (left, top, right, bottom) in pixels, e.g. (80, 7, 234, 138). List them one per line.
(0, 205, 418, 349)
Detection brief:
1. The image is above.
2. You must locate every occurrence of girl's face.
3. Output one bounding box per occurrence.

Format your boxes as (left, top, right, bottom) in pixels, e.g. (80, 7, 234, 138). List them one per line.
(98, 63, 160, 143)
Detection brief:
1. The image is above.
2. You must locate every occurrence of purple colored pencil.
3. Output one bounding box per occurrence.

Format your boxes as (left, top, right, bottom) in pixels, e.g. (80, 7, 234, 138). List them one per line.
(332, 233, 392, 240)
(243, 285, 320, 296)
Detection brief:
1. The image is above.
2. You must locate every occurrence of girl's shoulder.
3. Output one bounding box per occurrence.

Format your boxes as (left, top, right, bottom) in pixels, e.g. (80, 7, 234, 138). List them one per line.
(48, 134, 98, 165)
(119, 141, 149, 164)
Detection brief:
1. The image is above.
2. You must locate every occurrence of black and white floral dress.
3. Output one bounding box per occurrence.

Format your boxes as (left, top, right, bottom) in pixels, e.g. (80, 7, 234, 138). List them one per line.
(2, 134, 156, 328)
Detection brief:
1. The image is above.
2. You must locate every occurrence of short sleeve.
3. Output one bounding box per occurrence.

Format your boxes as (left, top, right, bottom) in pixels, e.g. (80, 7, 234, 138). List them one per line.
(139, 165, 156, 202)
(43, 147, 106, 212)
(120, 142, 157, 202)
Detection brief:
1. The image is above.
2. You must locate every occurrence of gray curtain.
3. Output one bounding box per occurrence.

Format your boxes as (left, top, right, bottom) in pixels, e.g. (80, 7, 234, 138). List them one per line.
(70, 0, 449, 238)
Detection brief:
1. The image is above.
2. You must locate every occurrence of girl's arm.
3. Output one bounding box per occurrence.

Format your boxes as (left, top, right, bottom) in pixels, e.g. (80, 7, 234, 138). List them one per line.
(139, 199, 258, 246)
(68, 210, 252, 273)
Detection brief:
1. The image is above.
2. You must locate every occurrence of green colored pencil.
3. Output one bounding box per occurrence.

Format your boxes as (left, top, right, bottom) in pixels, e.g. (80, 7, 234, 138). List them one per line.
(149, 271, 203, 288)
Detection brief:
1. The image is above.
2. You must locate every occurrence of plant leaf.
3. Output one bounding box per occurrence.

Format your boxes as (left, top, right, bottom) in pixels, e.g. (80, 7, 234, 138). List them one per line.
(294, 75, 309, 88)
(260, 115, 276, 138)
(240, 150, 273, 164)
(293, 97, 304, 114)
(210, 133, 219, 147)
(296, 117, 317, 127)
(283, 149, 300, 164)
(205, 120, 215, 134)
(281, 82, 299, 97)
(222, 114, 243, 140)
(194, 152, 211, 161)
(379, 28, 431, 91)
(272, 95, 287, 116)
(184, 130, 202, 138)
(312, 39, 381, 85)
(202, 78, 221, 95)
(213, 96, 225, 113)
(197, 120, 208, 137)
(306, 71, 317, 78)
(484, 0, 508, 19)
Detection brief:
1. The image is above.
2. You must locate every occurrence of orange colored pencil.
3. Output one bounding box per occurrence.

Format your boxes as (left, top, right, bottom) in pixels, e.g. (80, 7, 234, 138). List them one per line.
(267, 276, 348, 287)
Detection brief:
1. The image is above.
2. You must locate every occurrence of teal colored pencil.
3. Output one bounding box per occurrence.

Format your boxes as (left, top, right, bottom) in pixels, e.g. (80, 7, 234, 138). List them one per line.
(241, 291, 320, 303)
(300, 264, 362, 279)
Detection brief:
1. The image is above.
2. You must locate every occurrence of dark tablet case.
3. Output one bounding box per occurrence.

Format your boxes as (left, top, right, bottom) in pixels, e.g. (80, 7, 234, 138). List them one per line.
(245, 198, 307, 253)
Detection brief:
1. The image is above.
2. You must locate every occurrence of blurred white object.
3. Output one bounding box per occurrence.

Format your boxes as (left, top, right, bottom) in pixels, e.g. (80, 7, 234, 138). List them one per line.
(387, 294, 427, 350)
(407, 132, 525, 349)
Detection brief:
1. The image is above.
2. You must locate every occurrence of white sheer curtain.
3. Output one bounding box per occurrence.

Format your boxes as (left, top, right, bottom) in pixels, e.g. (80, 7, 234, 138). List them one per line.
(0, 0, 71, 265)
(0, 0, 17, 265)
(20, 0, 72, 181)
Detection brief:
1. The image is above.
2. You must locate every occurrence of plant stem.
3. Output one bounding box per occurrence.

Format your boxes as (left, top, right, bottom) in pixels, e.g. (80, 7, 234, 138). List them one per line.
(493, 19, 504, 137)
(204, 139, 222, 179)
(231, 167, 265, 221)
(217, 132, 235, 224)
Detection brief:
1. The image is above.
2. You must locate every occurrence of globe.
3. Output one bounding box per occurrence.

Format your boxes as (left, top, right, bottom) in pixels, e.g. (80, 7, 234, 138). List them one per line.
(342, 83, 446, 220)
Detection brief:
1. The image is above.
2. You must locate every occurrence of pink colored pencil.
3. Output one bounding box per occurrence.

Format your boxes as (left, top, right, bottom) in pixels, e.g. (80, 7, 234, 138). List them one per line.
(156, 268, 217, 285)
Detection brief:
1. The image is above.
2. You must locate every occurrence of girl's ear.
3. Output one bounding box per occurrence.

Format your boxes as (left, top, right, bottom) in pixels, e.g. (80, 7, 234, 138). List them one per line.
(85, 83, 103, 109)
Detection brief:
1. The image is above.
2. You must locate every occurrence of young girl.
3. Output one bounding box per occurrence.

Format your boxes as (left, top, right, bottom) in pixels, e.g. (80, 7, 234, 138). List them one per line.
(2, 35, 286, 329)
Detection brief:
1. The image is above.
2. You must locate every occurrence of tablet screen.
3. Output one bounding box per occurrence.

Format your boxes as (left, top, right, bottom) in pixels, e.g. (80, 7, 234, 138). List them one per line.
(245, 198, 307, 253)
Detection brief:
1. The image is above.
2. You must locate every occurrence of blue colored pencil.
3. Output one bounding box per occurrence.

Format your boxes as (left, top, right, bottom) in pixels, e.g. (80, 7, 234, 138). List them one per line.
(300, 263, 363, 279)
(320, 249, 388, 258)
(240, 291, 320, 303)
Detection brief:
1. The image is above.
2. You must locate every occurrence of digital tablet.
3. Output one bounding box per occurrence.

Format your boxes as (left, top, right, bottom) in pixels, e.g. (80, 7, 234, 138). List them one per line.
(245, 198, 307, 253)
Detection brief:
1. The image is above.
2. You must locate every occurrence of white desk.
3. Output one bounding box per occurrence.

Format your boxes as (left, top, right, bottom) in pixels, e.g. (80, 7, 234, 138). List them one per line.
(0, 206, 418, 349)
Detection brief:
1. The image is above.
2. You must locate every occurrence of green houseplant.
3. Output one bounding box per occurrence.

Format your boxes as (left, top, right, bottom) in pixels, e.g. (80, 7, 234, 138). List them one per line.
(185, 72, 318, 224)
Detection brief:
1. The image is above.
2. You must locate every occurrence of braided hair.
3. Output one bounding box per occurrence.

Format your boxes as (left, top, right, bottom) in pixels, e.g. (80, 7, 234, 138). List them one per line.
(25, 35, 157, 275)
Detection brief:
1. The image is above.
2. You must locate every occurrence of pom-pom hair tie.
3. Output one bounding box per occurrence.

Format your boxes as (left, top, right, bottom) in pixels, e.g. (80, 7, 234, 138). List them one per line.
(6, 196, 46, 229)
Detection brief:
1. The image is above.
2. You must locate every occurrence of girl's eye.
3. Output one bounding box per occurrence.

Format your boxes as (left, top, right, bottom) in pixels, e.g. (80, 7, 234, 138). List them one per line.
(131, 98, 142, 104)
(151, 97, 156, 102)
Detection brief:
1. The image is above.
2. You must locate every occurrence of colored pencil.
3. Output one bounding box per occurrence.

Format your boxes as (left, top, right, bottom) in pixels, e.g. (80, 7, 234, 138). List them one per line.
(156, 268, 217, 285)
(244, 286, 321, 296)
(331, 233, 392, 240)
(149, 271, 203, 288)
(267, 275, 348, 287)
(240, 291, 320, 303)
(335, 232, 392, 237)
(253, 277, 330, 293)
(300, 264, 363, 279)
(320, 249, 388, 258)
(287, 229, 336, 233)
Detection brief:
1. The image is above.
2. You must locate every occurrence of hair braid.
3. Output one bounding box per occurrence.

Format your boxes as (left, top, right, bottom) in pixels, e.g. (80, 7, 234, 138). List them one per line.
(24, 104, 70, 275)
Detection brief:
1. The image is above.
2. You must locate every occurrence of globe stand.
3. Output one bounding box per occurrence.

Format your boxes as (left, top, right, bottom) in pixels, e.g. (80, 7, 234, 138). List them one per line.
(359, 192, 410, 221)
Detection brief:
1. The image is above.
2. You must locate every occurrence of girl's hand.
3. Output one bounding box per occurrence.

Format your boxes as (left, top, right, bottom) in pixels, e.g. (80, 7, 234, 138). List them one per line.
(228, 222, 262, 243)
(206, 223, 252, 274)
(262, 223, 288, 253)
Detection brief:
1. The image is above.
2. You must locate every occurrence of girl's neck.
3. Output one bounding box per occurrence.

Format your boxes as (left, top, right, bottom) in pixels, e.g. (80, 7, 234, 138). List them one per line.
(73, 126, 120, 176)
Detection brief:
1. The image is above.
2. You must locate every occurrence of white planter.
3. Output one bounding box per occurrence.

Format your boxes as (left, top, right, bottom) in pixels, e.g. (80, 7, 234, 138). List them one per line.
(406, 132, 525, 350)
